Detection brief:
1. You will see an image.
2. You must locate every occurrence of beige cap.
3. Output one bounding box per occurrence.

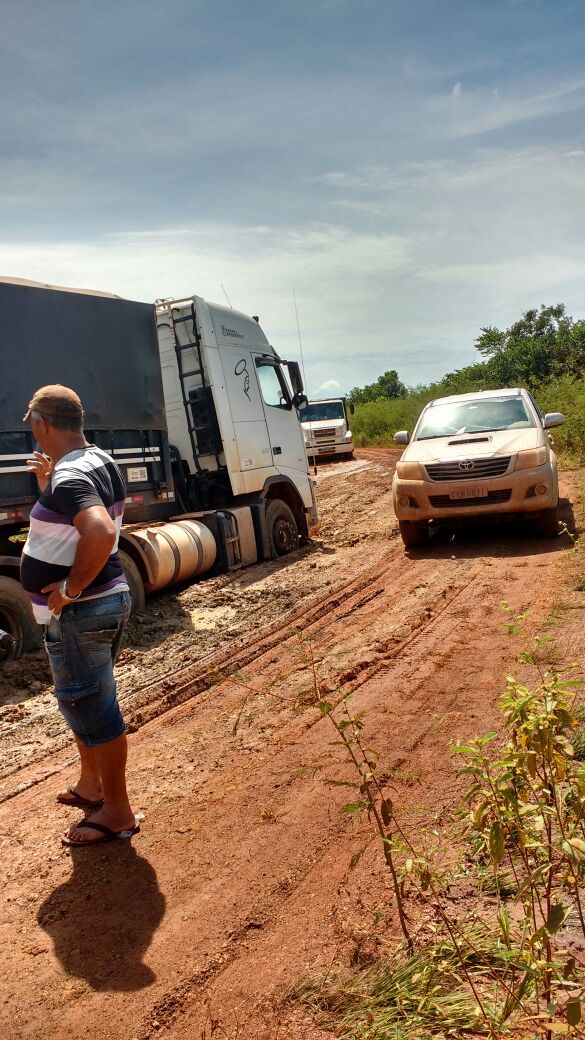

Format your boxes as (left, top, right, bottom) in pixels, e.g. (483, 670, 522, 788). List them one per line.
(23, 384, 84, 422)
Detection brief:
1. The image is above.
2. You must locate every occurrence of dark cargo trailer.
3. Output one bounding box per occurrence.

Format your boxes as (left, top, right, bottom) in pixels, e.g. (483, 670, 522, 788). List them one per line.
(0, 279, 174, 534)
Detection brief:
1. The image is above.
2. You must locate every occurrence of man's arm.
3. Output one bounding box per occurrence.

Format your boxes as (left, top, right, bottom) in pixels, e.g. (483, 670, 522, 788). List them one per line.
(42, 505, 117, 615)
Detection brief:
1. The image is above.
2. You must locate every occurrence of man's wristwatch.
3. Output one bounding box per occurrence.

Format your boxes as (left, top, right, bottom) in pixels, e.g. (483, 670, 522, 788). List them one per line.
(59, 579, 83, 603)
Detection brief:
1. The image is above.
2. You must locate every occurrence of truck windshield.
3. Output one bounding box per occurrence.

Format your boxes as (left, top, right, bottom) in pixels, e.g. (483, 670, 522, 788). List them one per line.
(416, 396, 535, 439)
(299, 402, 345, 423)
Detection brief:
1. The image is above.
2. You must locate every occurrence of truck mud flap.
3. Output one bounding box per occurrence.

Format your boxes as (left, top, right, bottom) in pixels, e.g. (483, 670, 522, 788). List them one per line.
(250, 502, 271, 561)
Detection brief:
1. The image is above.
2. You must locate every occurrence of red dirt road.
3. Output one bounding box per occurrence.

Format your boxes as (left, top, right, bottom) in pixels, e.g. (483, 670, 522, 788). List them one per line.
(1, 450, 583, 1039)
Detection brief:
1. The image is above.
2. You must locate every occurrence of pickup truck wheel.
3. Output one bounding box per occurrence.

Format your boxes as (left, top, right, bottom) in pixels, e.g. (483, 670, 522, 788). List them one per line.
(532, 506, 560, 538)
(118, 550, 146, 613)
(266, 499, 300, 558)
(399, 520, 429, 548)
(0, 575, 41, 658)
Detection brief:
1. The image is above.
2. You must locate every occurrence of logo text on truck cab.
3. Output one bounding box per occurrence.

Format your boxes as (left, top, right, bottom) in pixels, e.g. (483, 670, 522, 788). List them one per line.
(221, 324, 244, 339)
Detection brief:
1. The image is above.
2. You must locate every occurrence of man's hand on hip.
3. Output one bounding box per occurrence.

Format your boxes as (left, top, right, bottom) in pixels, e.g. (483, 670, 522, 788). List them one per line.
(41, 582, 70, 616)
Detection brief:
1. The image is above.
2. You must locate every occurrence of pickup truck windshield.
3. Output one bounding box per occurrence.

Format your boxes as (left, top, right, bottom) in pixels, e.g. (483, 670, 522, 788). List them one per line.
(416, 396, 535, 440)
(300, 402, 345, 423)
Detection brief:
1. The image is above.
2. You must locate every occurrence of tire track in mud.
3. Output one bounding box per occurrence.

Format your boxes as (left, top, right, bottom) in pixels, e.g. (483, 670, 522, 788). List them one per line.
(0, 543, 403, 799)
(0, 546, 479, 804)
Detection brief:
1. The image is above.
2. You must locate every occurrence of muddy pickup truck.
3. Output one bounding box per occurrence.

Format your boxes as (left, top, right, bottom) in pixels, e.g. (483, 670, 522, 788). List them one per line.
(392, 387, 564, 547)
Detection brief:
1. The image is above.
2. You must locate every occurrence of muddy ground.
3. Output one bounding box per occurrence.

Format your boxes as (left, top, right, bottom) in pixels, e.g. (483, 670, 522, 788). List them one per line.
(1, 449, 584, 1039)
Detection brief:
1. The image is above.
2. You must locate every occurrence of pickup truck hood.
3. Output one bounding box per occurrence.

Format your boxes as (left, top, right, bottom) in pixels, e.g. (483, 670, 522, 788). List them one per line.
(404, 426, 541, 463)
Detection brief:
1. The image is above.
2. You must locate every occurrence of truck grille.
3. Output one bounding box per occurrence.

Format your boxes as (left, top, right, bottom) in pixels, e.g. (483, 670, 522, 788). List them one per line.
(425, 457, 511, 482)
(314, 429, 334, 439)
(429, 490, 512, 508)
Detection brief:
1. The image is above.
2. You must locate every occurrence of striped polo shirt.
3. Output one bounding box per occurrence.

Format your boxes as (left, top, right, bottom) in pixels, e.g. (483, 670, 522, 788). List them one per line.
(21, 445, 129, 624)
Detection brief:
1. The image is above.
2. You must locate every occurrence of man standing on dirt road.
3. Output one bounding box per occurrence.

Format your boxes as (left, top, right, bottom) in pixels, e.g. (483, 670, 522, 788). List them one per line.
(21, 384, 138, 848)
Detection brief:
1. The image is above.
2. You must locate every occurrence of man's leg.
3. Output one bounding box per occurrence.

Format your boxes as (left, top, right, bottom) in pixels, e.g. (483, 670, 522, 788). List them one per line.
(66, 732, 135, 842)
(57, 737, 103, 804)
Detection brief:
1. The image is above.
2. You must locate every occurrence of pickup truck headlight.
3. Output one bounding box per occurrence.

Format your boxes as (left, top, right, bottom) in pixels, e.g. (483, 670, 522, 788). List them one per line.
(395, 460, 424, 480)
(515, 447, 547, 470)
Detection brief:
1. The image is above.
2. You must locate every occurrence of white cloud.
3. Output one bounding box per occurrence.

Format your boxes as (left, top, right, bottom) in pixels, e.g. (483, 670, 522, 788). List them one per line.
(429, 75, 585, 139)
(319, 379, 341, 391)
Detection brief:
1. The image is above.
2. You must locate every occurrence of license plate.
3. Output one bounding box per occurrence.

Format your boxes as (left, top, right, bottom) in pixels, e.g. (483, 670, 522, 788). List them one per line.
(127, 466, 148, 483)
(449, 486, 488, 500)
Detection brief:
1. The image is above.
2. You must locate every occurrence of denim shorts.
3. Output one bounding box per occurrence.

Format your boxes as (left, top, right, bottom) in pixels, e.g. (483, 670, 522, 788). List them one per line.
(44, 591, 131, 748)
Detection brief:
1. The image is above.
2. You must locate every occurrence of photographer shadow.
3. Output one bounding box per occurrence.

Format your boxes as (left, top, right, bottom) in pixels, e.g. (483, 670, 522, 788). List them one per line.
(37, 841, 165, 992)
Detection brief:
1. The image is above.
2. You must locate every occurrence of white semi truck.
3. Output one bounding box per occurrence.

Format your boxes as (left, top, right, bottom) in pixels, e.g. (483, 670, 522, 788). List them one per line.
(299, 397, 355, 460)
(0, 279, 318, 656)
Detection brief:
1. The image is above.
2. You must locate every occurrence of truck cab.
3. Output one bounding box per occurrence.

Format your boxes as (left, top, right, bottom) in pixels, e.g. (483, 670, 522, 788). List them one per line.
(299, 397, 355, 461)
(155, 295, 317, 549)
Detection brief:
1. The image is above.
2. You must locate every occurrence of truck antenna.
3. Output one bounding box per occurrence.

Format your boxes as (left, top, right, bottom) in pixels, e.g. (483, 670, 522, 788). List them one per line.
(221, 283, 233, 308)
(292, 286, 308, 392)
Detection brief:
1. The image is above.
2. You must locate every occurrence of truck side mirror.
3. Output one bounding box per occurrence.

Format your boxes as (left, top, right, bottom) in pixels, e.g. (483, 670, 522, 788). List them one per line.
(349, 402, 355, 415)
(286, 361, 304, 396)
(293, 392, 308, 410)
(394, 430, 410, 444)
(543, 412, 565, 429)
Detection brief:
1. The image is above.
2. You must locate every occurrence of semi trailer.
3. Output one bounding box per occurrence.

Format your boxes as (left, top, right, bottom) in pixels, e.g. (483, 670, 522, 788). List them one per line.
(0, 278, 318, 656)
(299, 396, 355, 460)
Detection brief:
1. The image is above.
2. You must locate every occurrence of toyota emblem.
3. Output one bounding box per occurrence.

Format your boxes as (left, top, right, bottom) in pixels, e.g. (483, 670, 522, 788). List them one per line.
(458, 460, 475, 471)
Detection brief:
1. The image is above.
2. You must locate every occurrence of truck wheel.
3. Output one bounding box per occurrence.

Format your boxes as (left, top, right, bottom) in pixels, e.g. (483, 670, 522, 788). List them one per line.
(0, 575, 41, 658)
(266, 499, 300, 558)
(399, 520, 429, 548)
(118, 550, 146, 613)
(532, 506, 560, 538)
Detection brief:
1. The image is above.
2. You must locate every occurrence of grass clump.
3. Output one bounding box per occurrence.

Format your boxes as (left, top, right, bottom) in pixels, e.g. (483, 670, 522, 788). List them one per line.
(290, 927, 512, 1039)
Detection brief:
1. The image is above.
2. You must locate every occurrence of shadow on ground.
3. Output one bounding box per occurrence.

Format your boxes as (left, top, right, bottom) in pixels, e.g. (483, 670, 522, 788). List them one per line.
(37, 840, 165, 991)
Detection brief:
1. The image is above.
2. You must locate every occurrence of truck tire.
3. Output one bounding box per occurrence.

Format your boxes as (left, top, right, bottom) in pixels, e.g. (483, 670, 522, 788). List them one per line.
(399, 520, 429, 548)
(532, 506, 560, 538)
(118, 550, 146, 613)
(0, 575, 41, 658)
(266, 499, 300, 558)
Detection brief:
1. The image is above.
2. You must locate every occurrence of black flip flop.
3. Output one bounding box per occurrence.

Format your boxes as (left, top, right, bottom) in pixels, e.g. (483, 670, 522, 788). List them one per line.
(57, 786, 104, 810)
(62, 819, 141, 848)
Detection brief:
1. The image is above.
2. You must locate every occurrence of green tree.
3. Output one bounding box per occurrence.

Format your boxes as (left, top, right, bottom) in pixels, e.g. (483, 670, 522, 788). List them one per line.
(348, 369, 406, 406)
(474, 304, 585, 386)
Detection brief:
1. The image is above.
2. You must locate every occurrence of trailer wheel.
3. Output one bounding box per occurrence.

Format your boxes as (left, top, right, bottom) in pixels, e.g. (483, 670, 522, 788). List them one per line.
(266, 499, 300, 558)
(0, 575, 41, 658)
(118, 550, 146, 613)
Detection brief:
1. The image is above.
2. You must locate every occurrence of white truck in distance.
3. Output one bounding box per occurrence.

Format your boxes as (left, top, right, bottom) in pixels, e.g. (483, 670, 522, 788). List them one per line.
(0, 280, 318, 655)
(299, 397, 355, 460)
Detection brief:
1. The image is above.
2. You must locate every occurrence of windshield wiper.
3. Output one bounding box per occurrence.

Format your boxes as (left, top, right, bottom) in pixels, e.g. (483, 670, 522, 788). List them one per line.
(416, 433, 455, 440)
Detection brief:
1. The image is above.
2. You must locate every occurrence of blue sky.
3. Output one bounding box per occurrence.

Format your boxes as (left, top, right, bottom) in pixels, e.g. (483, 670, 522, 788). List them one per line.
(1, 0, 585, 394)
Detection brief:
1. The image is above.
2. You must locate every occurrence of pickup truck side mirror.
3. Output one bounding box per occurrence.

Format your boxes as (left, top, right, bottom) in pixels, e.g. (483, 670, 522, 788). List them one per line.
(293, 392, 308, 410)
(286, 361, 304, 396)
(543, 412, 565, 429)
(348, 402, 355, 415)
(393, 430, 410, 445)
